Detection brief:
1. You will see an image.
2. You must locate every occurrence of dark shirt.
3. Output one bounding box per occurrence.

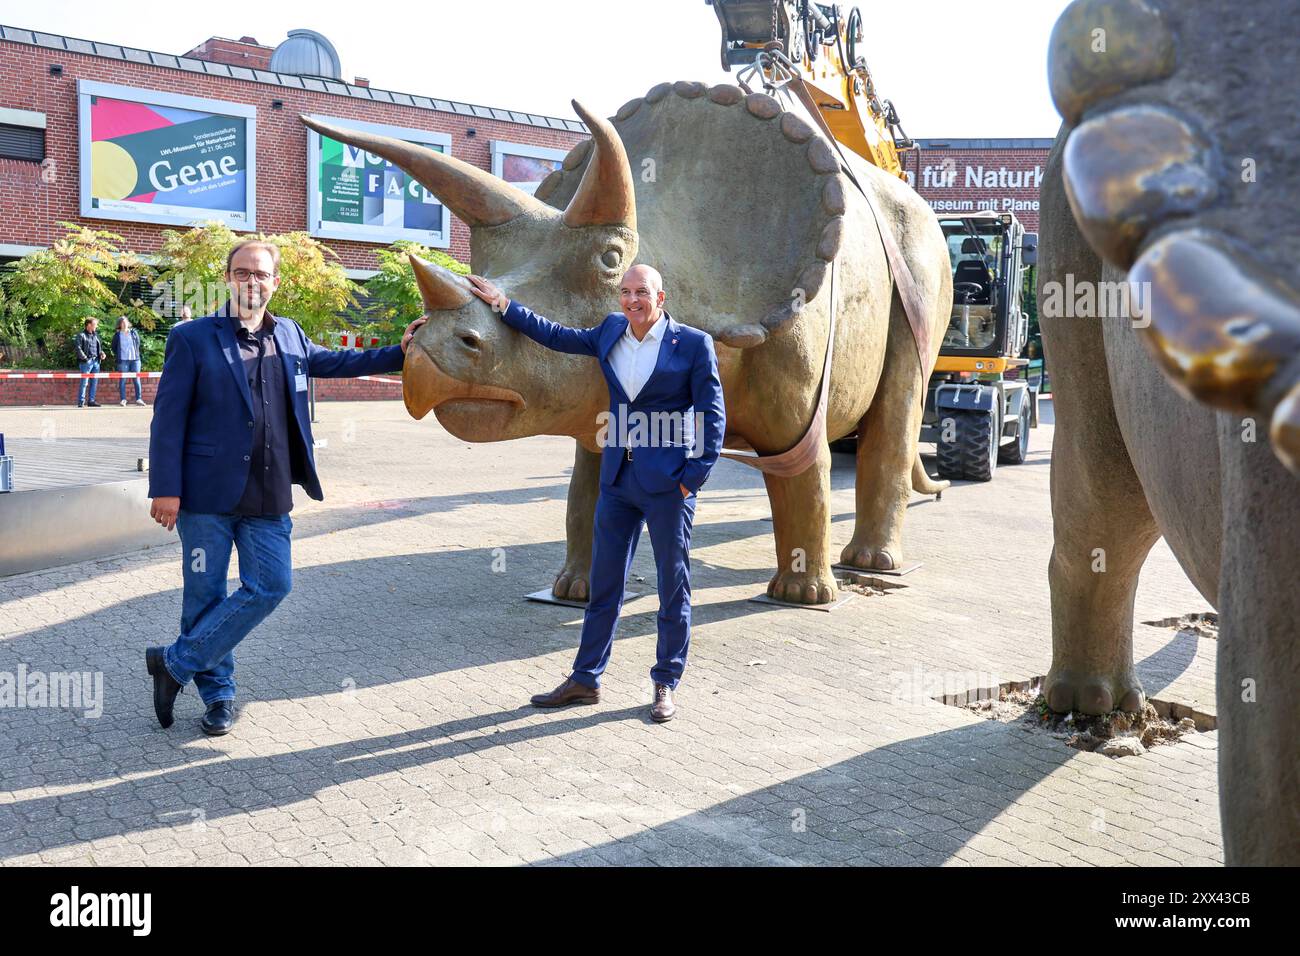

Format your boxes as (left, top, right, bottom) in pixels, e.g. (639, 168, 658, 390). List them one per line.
(231, 312, 295, 516)
(75, 330, 105, 363)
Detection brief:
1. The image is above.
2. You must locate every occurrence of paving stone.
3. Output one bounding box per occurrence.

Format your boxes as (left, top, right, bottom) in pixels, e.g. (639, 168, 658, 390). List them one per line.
(0, 403, 1222, 866)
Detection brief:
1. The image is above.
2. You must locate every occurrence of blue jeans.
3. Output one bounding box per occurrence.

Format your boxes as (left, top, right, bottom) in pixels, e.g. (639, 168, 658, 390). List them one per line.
(77, 360, 99, 404)
(164, 511, 293, 705)
(118, 359, 142, 401)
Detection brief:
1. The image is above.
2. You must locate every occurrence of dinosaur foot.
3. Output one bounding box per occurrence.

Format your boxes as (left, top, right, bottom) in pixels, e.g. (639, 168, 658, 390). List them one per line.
(838, 541, 901, 572)
(1042, 666, 1145, 716)
(551, 564, 591, 602)
(767, 567, 838, 605)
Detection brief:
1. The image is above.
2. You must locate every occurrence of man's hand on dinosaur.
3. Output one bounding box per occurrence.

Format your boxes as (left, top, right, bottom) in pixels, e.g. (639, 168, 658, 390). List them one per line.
(467, 274, 509, 314)
(400, 317, 427, 353)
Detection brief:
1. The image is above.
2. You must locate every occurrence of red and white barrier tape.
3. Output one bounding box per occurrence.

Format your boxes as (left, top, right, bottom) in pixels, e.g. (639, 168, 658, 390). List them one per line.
(3, 372, 163, 379)
(3, 371, 401, 383)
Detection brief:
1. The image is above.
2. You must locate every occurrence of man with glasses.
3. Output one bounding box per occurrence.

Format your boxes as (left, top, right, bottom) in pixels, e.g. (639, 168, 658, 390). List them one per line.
(145, 239, 426, 736)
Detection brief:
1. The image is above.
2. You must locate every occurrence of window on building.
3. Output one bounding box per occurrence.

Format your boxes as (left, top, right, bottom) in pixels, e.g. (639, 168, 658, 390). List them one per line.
(0, 123, 46, 162)
(490, 141, 567, 196)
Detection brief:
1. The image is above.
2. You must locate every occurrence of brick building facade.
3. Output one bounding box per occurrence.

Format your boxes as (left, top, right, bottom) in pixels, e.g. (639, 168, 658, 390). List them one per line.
(0, 23, 1051, 408)
(905, 138, 1052, 233)
(0, 24, 1052, 274)
(0, 24, 589, 274)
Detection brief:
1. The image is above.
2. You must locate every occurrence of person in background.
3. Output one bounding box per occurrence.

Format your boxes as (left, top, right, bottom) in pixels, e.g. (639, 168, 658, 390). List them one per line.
(113, 316, 145, 406)
(179, 305, 193, 323)
(74, 317, 106, 408)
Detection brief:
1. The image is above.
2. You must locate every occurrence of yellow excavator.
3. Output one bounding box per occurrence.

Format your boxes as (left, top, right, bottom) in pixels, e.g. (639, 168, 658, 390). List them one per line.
(707, 0, 913, 177)
(710, 1, 1038, 481)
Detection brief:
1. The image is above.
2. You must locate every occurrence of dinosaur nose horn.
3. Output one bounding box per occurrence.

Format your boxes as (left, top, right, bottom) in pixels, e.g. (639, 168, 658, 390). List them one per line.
(409, 253, 473, 312)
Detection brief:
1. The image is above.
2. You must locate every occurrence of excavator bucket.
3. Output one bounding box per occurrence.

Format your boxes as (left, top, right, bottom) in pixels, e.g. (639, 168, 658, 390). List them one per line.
(709, 0, 793, 70)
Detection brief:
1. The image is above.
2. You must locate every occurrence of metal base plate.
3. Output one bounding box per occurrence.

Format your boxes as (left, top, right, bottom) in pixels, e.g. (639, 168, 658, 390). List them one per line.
(832, 561, 922, 577)
(748, 591, 856, 613)
(524, 588, 643, 609)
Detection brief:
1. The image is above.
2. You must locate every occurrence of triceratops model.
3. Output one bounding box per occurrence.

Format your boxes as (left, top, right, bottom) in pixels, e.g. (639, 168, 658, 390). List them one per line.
(302, 82, 952, 605)
(1040, 0, 1298, 864)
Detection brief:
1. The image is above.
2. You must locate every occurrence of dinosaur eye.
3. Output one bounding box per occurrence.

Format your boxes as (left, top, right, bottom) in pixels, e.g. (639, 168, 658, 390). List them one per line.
(600, 249, 621, 270)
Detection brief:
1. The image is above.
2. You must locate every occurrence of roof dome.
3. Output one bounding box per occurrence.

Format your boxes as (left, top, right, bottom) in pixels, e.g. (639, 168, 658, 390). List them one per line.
(268, 29, 342, 79)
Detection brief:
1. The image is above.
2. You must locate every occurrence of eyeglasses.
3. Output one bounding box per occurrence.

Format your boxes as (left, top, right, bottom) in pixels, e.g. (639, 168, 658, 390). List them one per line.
(231, 269, 276, 282)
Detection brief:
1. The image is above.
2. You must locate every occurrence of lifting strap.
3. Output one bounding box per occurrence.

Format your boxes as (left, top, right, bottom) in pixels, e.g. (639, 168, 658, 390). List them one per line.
(785, 74, 934, 380)
(719, 74, 933, 478)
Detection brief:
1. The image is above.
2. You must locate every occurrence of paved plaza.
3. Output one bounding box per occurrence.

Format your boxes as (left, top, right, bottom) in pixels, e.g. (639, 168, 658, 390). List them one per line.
(0, 401, 1221, 866)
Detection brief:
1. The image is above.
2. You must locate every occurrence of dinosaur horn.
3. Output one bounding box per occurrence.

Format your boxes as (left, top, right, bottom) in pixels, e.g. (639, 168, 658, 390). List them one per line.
(562, 100, 637, 231)
(301, 115, 548, 227)
(409, 254, 472, 311)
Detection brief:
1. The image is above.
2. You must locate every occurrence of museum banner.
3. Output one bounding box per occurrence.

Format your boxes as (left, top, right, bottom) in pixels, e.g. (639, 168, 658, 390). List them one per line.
(305, 114, 451, 247)
(77, 80, 256, 230)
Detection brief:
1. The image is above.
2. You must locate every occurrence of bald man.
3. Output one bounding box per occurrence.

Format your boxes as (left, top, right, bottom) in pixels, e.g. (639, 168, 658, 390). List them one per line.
(468, 266, 725, 722)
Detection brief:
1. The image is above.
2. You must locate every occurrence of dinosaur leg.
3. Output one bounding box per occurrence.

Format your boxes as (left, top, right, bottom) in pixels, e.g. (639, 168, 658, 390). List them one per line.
(1048, 0, 1300, 862)
(841, 307, 926, 572)
(552, 441, 601, 601)
(1216, 434, 1300, 865)
(1040, 130, 1157, 717)
(764, 441, 837, 605)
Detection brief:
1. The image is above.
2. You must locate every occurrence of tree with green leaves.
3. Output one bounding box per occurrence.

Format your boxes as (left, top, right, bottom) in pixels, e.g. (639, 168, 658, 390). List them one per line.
(153, 219, 239, 320)
(154, 221, 358, 342)
(2, 222, 454, 367)
(1, 221, 156, 349)
(258, 231, 358, 342)
(365, 241, 469, 335)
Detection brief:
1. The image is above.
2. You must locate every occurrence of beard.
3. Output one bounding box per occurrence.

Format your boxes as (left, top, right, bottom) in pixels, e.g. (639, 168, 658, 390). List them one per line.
(237, 286, 268, 310)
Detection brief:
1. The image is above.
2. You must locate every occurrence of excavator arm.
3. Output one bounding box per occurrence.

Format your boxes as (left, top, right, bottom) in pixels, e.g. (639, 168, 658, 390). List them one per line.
(707, 0, 913, 179)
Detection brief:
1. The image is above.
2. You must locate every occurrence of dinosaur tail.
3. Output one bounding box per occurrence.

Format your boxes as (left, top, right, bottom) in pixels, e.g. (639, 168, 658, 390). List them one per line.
(912, 453, 949, 498)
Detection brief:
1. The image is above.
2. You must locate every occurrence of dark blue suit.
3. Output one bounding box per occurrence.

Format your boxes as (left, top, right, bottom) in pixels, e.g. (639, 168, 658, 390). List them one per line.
(149, 307, 404, 512)
(500, 301, 725, 689)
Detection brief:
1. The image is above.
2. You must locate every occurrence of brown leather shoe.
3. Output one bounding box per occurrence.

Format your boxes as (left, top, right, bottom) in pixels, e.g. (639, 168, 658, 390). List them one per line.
(651, 683, 676, 722)
(530, 677, 600, 708)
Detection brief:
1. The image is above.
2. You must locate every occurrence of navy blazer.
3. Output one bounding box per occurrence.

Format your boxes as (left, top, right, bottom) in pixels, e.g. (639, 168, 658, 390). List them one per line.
(149, 307, 405, 513)
(500, 301, 725, 494)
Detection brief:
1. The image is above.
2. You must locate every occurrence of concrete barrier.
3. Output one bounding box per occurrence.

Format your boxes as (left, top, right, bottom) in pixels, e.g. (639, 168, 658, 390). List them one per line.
(0, 478, 174, 576)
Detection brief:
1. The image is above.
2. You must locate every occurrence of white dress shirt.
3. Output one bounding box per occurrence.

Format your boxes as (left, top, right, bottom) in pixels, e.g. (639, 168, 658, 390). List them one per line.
(608, 312, 668, 401)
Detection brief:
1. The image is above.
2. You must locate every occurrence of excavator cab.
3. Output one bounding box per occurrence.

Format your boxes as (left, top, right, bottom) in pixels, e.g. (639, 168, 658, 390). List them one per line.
(936, 213, 1032, 357)
(919, 212, 1041, 481)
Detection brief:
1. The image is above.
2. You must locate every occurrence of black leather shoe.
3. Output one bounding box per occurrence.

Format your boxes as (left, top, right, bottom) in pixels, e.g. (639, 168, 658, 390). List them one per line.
(145, 646, 182, 728)
(201, 700, 236, 736)
(530, 677, 600, 708)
